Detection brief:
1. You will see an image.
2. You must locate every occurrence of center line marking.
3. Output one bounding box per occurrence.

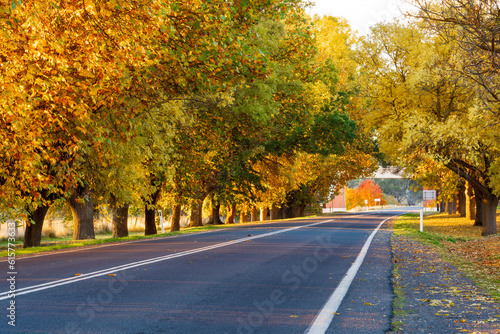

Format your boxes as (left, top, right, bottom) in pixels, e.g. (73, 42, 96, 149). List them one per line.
(0, 220, 333, 300)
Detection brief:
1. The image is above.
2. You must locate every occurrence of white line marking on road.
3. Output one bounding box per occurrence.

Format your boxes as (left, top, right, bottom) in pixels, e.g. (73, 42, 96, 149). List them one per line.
(0, 220, 334, 300)
(0, 229, 221, 263)
(0, 216, 327, 262)
(304, 215, 397, 334)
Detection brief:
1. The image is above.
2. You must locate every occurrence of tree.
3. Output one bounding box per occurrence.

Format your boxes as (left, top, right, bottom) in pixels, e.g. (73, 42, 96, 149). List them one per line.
(376, 179, 423, 205)
(357, 21, 499, 235)
(68, 184, 95, 240)
(0, 0, 307, 245)
(347, 180, 387, 210)
(161, 11, 322, 222)
(410, 1, 500, 118)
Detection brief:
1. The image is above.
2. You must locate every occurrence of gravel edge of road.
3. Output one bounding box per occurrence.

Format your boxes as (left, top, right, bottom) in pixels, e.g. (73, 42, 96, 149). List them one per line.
(388, 233, 500, 334)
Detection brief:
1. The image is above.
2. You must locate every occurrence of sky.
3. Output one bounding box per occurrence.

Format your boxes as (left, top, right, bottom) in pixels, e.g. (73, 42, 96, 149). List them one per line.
(307, 0, 414, 35)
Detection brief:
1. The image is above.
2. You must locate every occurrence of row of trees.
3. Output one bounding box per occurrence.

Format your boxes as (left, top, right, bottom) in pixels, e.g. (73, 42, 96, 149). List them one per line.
(0, 2, 378, 247)
(357, 0, 500, 235)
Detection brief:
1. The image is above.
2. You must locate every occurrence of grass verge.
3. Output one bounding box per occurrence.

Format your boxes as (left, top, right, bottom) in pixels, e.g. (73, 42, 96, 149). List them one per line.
(391, 263, 407, 331)
(392, 212, 500, 299)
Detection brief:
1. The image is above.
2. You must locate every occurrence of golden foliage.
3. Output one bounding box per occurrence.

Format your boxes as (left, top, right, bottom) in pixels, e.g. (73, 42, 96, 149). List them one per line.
(419, 213, 485, 239)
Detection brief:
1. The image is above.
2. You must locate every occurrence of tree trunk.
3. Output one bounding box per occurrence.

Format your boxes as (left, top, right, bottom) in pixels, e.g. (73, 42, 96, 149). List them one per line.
(298, 204, 307, 217)
(474, 188, 483, 227)
(282, 205, 296, 219)
(170, 204, 182, 232)
(446, 201, 453, 214)
(439, 200, 446, 213)
(145, 188, 161, 235)
(240, 210, 248, 224)
(278, 207, 285, 219)
(453, 196, 458, 214)
(260, 207, 268, 222)
(270, 205, 279, 220)
(458, 185, 466, 217)
(226, 204, 237, 224)
(481, 193, 498, 236)
(188, 199, 204, 227)
(111, 196, 129, 238)
(23, 204, 50, 248)
(466, 182, 476, 221)
(208, 203, 223, 225)
(250, 207, 259, 222)
(69, 185, 95, 240)
(145, 207, 157, 235)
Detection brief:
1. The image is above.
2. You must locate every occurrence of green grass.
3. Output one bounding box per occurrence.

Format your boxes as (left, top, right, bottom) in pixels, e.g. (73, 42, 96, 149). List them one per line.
(393, 213, 470, 246)
(0, 215, 321, 257)
(391, 264, 408, 331)
(0, 232, 140, 247)
(393, 213, 473, 250)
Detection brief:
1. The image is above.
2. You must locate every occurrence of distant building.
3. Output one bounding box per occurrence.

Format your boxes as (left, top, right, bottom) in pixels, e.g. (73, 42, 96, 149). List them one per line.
(323, 188, 346, 213)
(374, 166, 403, 179)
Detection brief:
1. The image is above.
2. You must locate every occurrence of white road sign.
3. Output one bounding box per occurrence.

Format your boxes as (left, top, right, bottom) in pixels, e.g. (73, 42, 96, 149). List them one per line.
(423, 190, 436, 200)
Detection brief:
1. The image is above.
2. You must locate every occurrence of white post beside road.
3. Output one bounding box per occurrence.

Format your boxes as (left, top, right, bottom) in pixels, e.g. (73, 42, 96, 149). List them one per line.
(421, 190, 437, 231)
(159, 210, 165, 234)
(420, 209, 423, 232)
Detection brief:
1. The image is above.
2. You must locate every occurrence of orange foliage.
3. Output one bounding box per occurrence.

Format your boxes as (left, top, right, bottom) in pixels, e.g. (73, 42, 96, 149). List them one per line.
(346, 179, 387, 210)
(0, 0, 298, 207)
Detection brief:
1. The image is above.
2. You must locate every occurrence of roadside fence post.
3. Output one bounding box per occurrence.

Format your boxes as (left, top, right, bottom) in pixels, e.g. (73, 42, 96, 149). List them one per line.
(159, 210, 165, 234)
(420, 209, 423, 232)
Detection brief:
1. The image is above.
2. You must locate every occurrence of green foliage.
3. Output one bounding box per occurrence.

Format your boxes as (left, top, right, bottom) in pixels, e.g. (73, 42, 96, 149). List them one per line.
(287, 111, 357, 156)
(1, 1, 374, 243)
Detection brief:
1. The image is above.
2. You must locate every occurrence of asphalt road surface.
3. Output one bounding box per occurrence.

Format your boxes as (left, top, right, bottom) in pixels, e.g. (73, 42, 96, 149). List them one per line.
(1, 209, 412, 334)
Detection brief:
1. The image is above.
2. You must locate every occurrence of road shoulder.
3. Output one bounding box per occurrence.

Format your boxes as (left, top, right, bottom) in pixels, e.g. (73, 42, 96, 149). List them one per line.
(390, 235, 500, 333)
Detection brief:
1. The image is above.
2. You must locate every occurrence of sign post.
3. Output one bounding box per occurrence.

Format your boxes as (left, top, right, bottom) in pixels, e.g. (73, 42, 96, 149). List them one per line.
(420, 209, 423, 232)
(421, 190, 436, 231)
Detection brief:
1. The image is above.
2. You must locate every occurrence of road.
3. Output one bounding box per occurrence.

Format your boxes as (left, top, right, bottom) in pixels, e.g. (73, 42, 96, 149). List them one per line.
(1, 209, 411, 334)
